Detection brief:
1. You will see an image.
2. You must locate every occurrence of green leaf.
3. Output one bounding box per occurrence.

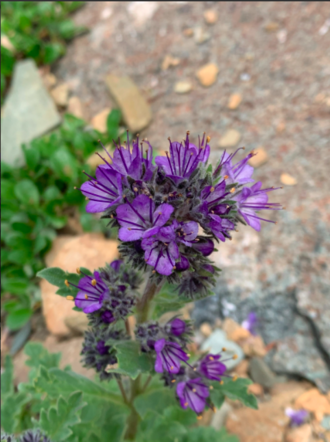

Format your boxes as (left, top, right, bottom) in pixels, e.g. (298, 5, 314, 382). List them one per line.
(1, 45, 15, 76)
(38, 391, 85, 441)
(50, 148, 78, 181)
(7, 249, 31, 265)
(135, 410, 187, 442)
(25, 342, 61, 380)
(22, 144, 40, 170)
(1, 390, 30, 433)
(43, 185, 62, 202)
(106, 109, 121, 141)
(182, 427, 239, 442)
(2, 278, 30, 294)
(134, 388, 177, 419)
(36, 267, 66, 287)
(162, 405, 196, 427)
(44, 42, 65, 64)
(1, 179, 15, 200)
(14, 179, 40, 205)
(12, 222, 33, 234)
(1, 355, 14, 399)
(6, 308, 32, 330)
(210, 377, 258, 410)
(107, 340, 153, 379)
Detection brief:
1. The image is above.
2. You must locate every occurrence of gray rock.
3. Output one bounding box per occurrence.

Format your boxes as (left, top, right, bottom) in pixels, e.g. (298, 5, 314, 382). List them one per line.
(249, 357, 277, 390)
(201, 329, 244, 370)
(1, 59, 61, 166)
(211, 401, 233, 430)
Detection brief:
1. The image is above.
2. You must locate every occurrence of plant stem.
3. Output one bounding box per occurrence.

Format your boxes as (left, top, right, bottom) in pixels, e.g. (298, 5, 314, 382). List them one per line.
(116, 378, 128, 404)
(136, 276, 163, 324)
(141, 375, 152, 393)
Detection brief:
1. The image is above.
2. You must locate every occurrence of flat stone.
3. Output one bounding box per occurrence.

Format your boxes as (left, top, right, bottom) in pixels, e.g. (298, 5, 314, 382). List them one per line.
(227, 93, 242, 110)
(218, 129, 241, 148)
(280, 173, 297, 186)
(68, 96, 85, 120)
(295, 389, 330, 422)
(51, 83, 69, 107)
(201, 330, 244, 370)
(211, 401, 232, 430)
(249, 357, 277, 390)
(196, 63, 219, 87)
(90, 107, 111, 133)
(223, 318, 251, 342)
(1, 59, 61, 166)
(174, 81, 193, 94)
(204, 10, 218, 25)
(240, 335, 267, 358)
(234, 359, 249, 376)
(106, 75, 152, 133)
(285, 424, 312, 442)
(40, 234, 119, 337)
(248, 147, 268, 168)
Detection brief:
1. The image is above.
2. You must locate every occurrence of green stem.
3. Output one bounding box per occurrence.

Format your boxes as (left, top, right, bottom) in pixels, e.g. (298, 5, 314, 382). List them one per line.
(136, 276, 163, 324)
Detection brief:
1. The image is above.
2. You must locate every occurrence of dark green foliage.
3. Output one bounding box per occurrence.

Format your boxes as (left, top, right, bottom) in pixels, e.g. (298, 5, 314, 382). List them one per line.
(0, 1, 86, 103)
(1, 111, 122, 331)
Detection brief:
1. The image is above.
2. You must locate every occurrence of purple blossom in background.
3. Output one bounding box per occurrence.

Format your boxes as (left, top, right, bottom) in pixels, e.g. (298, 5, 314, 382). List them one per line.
(242, 312, 258, 336)
(285, 408, 309, 426)
(169, 318, 186, 336)
(155, 133, 210, 183)
(233, 182, 282, 231)
(96, 340, 109, 355)
(80, 166, 123, 213)
(116, 194, 174, 242)
(75, 271, 108, 313)
(199, 354, 227, 381)
(176, 378, 209, 414)
(154, 338, 189, 373)
(214, 149, 255, 185)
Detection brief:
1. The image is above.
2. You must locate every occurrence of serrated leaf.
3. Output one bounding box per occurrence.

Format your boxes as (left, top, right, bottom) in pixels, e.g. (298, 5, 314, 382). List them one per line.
(135, 410, 187, 442)
(1, 390, 30, 433)
(106, 341, 153, 379)
(1, 355, 14, 399)
(39, 391, 85, 441)
(163, 405, 196, 427)
(210, 377, 258, 410)
(24, 342, 61, 381)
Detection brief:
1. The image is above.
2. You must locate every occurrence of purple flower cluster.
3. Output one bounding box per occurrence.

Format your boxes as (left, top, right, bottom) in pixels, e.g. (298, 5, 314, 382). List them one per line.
(79, 133, 281, 282)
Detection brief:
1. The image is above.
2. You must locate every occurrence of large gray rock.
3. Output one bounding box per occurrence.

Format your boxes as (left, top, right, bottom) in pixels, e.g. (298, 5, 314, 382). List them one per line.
(1, 59, 61, 166)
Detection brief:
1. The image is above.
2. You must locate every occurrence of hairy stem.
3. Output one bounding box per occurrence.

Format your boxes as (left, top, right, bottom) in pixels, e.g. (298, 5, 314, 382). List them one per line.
(136, 276, 163, 324)
(116, 378, 128, 404)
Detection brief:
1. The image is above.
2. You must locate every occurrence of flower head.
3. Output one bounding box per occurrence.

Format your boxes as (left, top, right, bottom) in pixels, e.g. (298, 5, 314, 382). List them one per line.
(285, 408, 309, 426)
(199, 354, 227, 381)
(155, 133, 210, 183)
(214, 149, 255, 185)
(154, 338, 189, 373)
(176, 378, 209, 414)
(169, 318, 186, 336)
(75, 271, 108, 313)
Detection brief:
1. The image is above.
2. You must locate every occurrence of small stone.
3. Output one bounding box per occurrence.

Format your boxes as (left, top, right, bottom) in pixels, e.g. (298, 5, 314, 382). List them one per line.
(264, 22, 280, 32)
(240, 335, 267, 357)
(223, 318, 251, 342)
(204, 10, 218, 25)
(276, 121, 286, 132)
(194, 27, 211, 44)
(106, 75, 152, 133)
(67, 96, 85, 120)
(249, 357, 277, 390)
(183, 28, 194, 37)
(200, 322, 213, 337)
(161, 54, 180, 71)
(41, 234, 119, 337)
(174, 81, 192, 94)
(43, 73, 57, 90)
(201, 330, 244, 370)
(1, 34, 15, 52)
(276, 29, 287, 44)
(51, 83, 70, 107)
(218, 129, 241, 148)
(280, 173, 297, 186)
(90, 108, 111, 133)
(295, 389, 330, 422)
(227, 93, 242, 110)
(248, 147, 268, 168)
(1, 59, 61, 166)
(196, 63, 219, 87)
(248, 383, 264, 396)
(285, 424, 312, 442)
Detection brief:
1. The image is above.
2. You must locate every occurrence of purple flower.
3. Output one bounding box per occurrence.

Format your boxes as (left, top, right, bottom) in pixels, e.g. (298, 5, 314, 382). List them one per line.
(199, 181, 235, 241)
(101, 310, 115, 324)
(285, 408, 309, 426)
(191, 238, 214, 256)
(75, 271, 108, 313)
(233, 182, 282, 231)
(172, 220, 199, 246)
(96, 340, 109, 355)
(155, 133, 210, 183)
(116, 194, 174, 242)
(176, 378, 209, 414)
(169, 318, 186, 336)
(199, 354, 227, 381)
(80, 165, 123, 213)
(110, 260, 122, 272)
(141, 225, 180, 276)
(154, 338, 189, 373)
(214, 149, 255, 185)
(242, 312, 258, 336)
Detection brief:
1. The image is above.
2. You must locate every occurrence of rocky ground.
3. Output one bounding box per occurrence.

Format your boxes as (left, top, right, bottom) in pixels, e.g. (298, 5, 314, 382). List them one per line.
(2, 2, 330, 441)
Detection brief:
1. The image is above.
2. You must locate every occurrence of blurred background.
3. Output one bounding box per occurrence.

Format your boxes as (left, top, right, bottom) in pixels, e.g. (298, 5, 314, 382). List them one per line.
(1, 2, 330, 441)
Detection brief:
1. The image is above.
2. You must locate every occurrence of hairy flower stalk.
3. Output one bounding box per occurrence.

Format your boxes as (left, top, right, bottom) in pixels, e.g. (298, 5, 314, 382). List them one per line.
(53, 130, 281, 437)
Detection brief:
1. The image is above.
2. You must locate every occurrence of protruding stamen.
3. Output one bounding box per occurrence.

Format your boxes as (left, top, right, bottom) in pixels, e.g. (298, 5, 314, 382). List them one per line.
(91, 279, 97, 286)
(76, 268, 81, 274)
(66, 295, 74, 301)
(65, 280, 70, 287)
(222, 347, 226, 352)
(206, 136, 211, 142)
(230, 187, 236, 193)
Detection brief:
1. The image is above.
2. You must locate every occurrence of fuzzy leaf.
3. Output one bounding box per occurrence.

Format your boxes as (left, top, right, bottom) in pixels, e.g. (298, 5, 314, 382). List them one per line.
(1, 355, 14, 399)
(107, 340, 153, 379)
(24, 342, 61, 381)
(210, 377, 258, 410)
(38, 391, 85, 441)
(134, 388, 177, 419)
(135, 410, 187, 442)
(181, 427, 239, 442)
(1, 391, 30, 433)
